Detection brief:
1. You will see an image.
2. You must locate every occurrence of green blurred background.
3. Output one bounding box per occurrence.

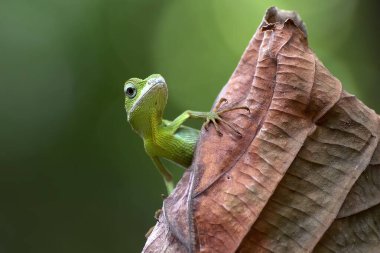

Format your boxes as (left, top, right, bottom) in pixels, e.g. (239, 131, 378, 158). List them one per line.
(1, 0, 379, 252)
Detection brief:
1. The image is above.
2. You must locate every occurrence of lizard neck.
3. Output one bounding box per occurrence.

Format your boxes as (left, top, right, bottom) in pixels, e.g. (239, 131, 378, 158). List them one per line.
(129, 107, 163, 139)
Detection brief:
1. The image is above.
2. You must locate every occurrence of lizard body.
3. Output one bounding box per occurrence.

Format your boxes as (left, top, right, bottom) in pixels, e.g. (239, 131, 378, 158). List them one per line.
(124, 74, 247, 193)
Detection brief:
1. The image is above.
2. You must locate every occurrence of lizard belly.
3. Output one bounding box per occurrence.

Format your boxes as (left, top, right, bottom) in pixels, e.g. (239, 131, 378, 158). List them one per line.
(145, 126, 199, 168)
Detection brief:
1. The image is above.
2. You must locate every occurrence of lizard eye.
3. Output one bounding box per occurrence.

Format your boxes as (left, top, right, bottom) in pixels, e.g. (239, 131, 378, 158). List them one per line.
(124, 83, 137, 98)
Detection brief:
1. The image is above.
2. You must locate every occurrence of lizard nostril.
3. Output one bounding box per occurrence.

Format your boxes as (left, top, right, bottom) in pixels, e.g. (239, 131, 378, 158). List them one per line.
(148, 79, 158, 86)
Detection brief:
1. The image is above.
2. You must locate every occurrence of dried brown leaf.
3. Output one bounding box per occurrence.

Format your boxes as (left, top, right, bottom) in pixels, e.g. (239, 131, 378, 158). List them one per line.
(143, 7, 380, 253)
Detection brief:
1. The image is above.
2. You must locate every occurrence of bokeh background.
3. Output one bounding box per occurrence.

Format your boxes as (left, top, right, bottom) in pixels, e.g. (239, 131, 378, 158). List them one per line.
(1, 0, 379, 252)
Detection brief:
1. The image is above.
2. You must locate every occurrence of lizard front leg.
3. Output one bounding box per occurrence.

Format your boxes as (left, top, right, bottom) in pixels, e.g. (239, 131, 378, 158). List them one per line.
(166, 100, 249, 137)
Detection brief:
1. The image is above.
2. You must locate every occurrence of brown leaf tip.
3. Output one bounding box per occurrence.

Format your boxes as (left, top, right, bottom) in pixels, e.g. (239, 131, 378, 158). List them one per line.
(262, 6, 308, 37)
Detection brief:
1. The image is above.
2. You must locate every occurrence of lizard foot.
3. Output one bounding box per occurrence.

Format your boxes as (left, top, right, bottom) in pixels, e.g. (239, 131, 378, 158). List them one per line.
(145, 209, 162, 238)
(203, 98, 250, 137)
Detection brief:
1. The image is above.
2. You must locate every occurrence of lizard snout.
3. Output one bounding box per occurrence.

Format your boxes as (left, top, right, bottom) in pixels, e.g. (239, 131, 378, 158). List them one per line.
(147, 76, 166, 86)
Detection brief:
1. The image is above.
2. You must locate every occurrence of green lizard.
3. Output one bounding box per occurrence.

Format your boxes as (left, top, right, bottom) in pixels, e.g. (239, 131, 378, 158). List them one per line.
(124, 74, 248, 194)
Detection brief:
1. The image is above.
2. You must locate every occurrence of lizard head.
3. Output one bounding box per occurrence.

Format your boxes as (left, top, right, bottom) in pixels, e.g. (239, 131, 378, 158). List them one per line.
(124, 74, 168, 123)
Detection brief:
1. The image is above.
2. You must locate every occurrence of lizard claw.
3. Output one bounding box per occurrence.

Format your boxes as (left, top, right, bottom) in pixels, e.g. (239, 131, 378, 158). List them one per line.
(211, 117, 223, 136)
(214, 97, 228, 111)
(203, 123, 209, 132)
(214, 98, 250, 113)
(154, 209, 162, 221)
(218, 117, 243, 138)
(145, 208, 163, 238)
(145, 226, 154, 238)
